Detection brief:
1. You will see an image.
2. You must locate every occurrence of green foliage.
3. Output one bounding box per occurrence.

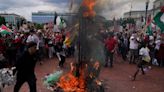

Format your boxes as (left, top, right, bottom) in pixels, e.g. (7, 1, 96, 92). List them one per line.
(121, 18, 135, 24)
(34, 23, 43, 29)
(0, 16, 6, 26)
(103, 20, 113, 28)
(120, 18, 136, 28)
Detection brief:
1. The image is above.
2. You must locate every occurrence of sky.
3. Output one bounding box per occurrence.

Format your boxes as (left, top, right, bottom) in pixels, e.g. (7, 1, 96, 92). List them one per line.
(0, 0, 155, 21)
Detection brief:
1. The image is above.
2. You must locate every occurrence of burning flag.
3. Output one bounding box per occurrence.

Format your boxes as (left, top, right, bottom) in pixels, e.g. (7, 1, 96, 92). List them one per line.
(82, 0, 96, 17)
(57, 62, 86, 92)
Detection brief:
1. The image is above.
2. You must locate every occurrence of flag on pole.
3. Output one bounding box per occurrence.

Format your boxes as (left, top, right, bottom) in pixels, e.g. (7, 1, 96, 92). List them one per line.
(0, 24, 12, 34)
(59, 17, 67, 29)
(54, 12, 58, 25)
(146, 15, 153, 35)
(154, 6, 164, 33)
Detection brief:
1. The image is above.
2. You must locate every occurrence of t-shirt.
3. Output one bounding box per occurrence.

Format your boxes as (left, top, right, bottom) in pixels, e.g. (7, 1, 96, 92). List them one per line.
(105, 37, 117, 52)
(16, 51, 37, 78)
(26, 34, 39, 49)
(129, 36, 138, 49)
(139, 47, 150, 62)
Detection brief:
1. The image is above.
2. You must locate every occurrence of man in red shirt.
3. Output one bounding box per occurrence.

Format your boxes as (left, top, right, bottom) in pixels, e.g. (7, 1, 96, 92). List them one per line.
(105, 34, 117, 67)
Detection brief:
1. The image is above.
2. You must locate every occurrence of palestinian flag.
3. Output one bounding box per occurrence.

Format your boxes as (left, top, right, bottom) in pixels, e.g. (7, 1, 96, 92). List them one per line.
(59, 17, 66, 29)
(146, 15, 153, 35)
(0, 24, 12, 34)
(154, 6, 164, 33)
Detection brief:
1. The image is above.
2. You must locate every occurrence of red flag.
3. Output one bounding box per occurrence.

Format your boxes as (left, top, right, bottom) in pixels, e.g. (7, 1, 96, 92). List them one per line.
(147, 15, 151, 24)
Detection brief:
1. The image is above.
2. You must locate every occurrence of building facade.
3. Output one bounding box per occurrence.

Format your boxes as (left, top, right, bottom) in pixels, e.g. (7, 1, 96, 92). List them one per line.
(32, 11, 55, 24)
(32, 11, 77, 24)
(124, 0, 164, 20)
(123, 10, 152, 21)
(0, 13, 25, 29)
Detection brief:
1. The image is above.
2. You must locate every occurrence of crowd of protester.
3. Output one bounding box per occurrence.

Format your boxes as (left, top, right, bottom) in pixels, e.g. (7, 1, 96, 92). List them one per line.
(103, 28, 164, 67)
(103, 28, 164, 80)
(0, 23, 74, 69)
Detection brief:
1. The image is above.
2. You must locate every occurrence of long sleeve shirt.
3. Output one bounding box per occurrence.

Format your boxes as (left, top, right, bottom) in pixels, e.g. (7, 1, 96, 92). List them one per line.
(15, 51, 37, 78)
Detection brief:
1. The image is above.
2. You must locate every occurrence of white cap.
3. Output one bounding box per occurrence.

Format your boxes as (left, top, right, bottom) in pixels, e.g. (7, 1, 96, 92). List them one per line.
(149, 36, 154, 40)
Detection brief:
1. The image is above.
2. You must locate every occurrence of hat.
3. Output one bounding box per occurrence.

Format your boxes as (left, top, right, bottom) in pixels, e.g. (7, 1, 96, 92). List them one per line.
(149, 36, 154, 40)
(37, 30, 42, 33)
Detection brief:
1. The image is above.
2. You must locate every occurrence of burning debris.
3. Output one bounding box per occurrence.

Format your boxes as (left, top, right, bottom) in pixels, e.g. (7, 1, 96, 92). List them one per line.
(82, 0, 96, 17)
(57, 68, 85, 91)
(43, 61, 104, 92)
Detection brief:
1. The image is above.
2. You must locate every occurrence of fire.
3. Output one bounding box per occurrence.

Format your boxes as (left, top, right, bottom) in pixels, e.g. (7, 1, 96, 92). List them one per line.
(82, 0, 96, 17)
(57, 63, 86, 92)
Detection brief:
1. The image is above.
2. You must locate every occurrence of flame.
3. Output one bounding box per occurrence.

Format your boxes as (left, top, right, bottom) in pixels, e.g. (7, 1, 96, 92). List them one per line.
(58, 65, 86, 92)
(82, 0, 96, 17)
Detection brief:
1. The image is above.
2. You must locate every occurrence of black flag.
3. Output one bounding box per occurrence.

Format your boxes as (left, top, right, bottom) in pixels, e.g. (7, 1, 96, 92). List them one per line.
(54, 12, 58, 25)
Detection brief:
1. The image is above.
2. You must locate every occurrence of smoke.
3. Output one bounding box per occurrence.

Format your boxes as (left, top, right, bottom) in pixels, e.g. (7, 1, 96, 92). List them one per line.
(94, 0, 155, 19)
(94, 0, 131, 19)
(68, 0, 155, 65)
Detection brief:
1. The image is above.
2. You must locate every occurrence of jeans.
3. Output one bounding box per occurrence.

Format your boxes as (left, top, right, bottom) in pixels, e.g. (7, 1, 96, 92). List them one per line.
(48, 47, 55, 59)
(105, 51, 114, 67)
(14, 76, 36, 92)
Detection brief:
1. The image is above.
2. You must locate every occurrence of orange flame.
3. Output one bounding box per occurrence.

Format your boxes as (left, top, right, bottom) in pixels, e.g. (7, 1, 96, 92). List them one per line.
(58, 63, 86, 92)
(82, 0, 96, 17)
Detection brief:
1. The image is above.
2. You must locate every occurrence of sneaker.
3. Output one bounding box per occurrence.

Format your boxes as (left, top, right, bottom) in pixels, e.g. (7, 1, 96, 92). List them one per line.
(131, 76, 136, 81)
(143, 68, 148, 72)
(148, 66, 152, 69)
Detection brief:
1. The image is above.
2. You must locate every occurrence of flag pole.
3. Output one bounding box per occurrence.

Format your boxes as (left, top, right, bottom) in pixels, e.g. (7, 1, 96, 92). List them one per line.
(141, 18, 153, 34)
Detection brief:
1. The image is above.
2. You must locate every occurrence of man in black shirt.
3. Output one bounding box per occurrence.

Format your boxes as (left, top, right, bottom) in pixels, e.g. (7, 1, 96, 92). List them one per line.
(14, 42, 37, 92)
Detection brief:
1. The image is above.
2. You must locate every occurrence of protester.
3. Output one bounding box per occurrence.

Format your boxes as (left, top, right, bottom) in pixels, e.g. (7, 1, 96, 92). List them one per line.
(14, 42, 37, 92)
(55, 38, 66, 68)
(129, 32, 139, 64)
(157, 34, 164, 67)
(132, 43, 151, 81)
(37, 30, 45, 64)
(105, 33, 117, 67)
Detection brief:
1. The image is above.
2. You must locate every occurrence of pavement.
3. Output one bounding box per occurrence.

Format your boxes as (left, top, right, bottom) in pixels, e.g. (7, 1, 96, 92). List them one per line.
(3, 56, 164, 92)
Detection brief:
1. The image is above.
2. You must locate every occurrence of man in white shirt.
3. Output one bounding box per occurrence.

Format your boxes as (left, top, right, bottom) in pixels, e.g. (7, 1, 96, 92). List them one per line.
(129, 33, 139, 64)
(26, 30, 39, 50)
(132, 43, 150, 81)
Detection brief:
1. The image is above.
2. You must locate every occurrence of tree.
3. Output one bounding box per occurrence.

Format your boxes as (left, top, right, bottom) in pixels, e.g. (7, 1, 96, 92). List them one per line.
(120, 18, 136, 29)
(34, 23, 43, 30)
(0, 16, 6, 26)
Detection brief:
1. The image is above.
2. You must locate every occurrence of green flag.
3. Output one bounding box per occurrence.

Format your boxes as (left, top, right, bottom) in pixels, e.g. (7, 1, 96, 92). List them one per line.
(154, 11, 164, 33)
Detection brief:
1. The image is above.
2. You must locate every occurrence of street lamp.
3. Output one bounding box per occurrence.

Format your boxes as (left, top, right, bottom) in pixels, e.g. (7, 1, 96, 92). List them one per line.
(145, 0, 149, 22)
(129, 0, 133, 18)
